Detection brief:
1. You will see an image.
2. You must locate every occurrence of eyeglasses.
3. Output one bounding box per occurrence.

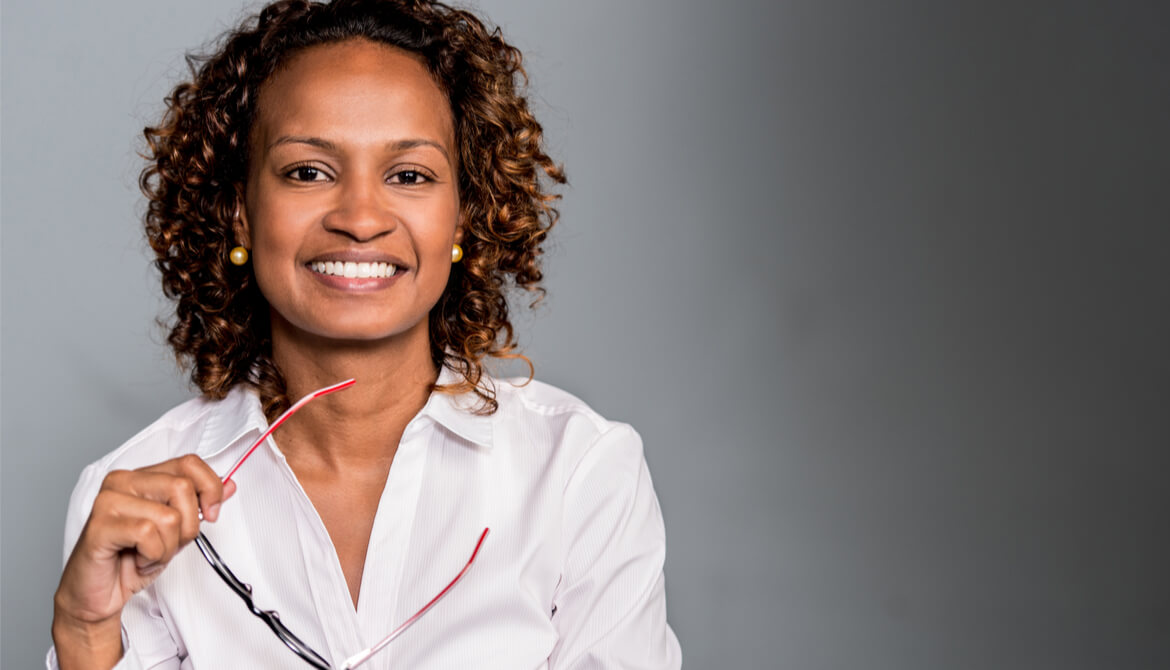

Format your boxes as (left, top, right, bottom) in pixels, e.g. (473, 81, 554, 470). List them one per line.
(194, 379, 489, 669)
(194, 528, 488, 669)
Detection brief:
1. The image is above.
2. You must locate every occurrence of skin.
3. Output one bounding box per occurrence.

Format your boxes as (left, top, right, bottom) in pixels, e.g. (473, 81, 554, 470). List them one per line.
(52, 39, 464, 669)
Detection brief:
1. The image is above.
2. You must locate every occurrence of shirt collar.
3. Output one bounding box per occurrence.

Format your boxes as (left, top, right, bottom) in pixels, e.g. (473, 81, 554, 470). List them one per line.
(194, 367, 494, 464)
(195, 385, 269, 463)
(417, 365, 495, 449)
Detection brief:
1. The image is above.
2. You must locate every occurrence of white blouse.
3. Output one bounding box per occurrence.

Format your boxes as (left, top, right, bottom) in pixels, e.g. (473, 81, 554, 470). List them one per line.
(47, 370, 681, 669)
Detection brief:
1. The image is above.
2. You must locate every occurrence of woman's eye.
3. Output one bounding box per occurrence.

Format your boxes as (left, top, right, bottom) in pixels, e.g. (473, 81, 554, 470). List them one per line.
(390, 170, 429, 185)
(287, 166, 327, 182)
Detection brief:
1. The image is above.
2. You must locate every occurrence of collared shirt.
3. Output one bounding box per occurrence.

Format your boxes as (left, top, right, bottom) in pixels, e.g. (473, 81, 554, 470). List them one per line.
(47, 371, 681, 669)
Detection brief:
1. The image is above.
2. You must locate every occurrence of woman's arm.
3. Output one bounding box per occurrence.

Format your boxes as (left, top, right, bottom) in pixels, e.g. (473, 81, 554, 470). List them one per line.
(550, 423, 682, 669)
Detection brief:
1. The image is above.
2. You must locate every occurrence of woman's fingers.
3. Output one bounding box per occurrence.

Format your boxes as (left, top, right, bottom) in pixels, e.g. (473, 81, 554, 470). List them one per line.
(166, 453, 234, 520)
(220, 478, 238, 518)
(143, 453, 234, 521)
(101, 471, 202, 542)
(88, 491, 184, 569)
(96, 454, 231, 554)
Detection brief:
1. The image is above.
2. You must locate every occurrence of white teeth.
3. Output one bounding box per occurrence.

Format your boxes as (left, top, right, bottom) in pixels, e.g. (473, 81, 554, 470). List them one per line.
(310, 261, 397, 278)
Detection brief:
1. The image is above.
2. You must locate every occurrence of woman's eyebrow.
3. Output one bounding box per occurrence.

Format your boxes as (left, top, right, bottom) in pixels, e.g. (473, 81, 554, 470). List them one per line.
(387, 138, 450, 161)
(267, 135, 337, 152)
(266, 135, 450, 161)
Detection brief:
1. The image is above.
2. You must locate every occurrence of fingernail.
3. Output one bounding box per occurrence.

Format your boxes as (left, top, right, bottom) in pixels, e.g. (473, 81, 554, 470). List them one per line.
(208, 503, 221, 522)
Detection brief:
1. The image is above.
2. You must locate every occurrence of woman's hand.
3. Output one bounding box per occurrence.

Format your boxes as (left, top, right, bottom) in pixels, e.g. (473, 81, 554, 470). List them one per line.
(51, 454, 236, 670)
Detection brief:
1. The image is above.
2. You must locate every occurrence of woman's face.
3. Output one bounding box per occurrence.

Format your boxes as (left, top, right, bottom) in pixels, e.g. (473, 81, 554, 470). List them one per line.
(240, 39, 461, 345)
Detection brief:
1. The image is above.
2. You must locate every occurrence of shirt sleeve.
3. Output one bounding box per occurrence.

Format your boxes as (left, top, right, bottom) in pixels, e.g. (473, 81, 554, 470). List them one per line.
(45, 628, 147, 670)
(548, 423, 682, 670)
(46, 463, 182, 670)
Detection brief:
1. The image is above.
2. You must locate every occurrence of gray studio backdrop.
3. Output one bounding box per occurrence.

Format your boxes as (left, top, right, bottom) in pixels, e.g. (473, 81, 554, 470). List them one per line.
(3, 1, 1168, 668)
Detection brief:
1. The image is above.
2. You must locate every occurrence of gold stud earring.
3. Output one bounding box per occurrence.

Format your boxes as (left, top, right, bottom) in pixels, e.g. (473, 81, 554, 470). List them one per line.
(451, 244, 464, 263)
(229, 246, 249, 266)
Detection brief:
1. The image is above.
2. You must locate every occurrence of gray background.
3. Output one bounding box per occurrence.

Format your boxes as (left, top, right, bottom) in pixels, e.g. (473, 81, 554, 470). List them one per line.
(3, 1, 1168, 668)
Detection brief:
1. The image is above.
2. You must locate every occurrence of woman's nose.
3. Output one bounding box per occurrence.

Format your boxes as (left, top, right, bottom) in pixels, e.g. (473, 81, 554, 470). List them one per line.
(322, 178, 397, 242)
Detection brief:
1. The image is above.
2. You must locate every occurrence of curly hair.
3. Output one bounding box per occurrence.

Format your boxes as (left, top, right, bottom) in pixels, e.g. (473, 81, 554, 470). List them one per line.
(140, 0, 565, 420)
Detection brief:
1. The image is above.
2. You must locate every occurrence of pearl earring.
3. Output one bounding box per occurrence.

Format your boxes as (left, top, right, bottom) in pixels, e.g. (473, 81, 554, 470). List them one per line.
(229, 246, 249, 266)
(451, 244, 464, 263)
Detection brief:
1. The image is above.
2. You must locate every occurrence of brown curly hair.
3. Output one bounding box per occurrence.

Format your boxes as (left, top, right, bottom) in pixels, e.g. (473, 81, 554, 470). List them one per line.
(140, 0, 565, 420)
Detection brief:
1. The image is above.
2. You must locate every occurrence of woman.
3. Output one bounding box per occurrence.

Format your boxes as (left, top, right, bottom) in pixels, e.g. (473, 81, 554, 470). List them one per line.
(49, 1, 681, 668)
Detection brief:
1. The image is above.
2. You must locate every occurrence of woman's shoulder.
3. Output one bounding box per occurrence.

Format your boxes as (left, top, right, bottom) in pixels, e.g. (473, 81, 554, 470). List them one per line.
(83, 386, 259, 475)
(495, 377, 615, 430)
(497, 377, 605, 419)
(488, 377, 646, 463)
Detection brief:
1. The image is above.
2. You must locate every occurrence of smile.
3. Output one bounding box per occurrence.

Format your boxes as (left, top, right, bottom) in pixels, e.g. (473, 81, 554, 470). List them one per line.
(310, 261, 398, 279)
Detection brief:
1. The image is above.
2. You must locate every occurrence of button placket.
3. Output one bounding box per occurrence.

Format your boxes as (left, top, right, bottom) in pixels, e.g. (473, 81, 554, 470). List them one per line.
(352, 421, 432, 669)
(272, 441, 369, 663)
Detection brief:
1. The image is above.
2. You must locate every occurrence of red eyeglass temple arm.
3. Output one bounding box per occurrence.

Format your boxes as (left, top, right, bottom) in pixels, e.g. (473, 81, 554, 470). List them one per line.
(343, 527, 491, 669)
(220, 378, 357, 485)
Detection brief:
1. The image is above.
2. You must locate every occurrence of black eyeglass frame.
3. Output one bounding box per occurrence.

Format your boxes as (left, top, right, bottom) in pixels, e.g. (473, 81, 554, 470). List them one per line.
(194, 531, 333, 669)
(193, 525, 489, 669)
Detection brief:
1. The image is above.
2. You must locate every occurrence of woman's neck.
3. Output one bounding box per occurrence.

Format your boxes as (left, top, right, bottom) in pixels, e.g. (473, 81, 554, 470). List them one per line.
(267, 317, 438, 475)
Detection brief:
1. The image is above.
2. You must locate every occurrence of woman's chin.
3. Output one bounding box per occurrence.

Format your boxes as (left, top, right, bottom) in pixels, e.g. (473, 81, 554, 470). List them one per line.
(272, 312, 430, 349)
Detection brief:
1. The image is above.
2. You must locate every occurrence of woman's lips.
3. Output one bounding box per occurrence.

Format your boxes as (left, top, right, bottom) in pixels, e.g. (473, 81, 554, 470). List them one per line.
(305, 260, 404, 292)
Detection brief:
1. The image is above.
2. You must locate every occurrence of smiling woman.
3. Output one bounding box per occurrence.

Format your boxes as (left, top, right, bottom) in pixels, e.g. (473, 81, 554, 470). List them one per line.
(139, 0, 565, 423)
(47, 1, 681, 669)
(242, 42, 462, 347)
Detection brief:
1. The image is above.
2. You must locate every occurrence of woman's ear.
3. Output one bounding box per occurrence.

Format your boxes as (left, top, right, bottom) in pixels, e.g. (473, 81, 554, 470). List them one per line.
(234, 203, 252, 248)
(455, 209, 467, 244)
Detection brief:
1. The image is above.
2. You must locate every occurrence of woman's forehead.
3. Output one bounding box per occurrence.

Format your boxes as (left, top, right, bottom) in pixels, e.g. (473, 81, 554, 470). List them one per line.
(250, 40, 455, 154)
